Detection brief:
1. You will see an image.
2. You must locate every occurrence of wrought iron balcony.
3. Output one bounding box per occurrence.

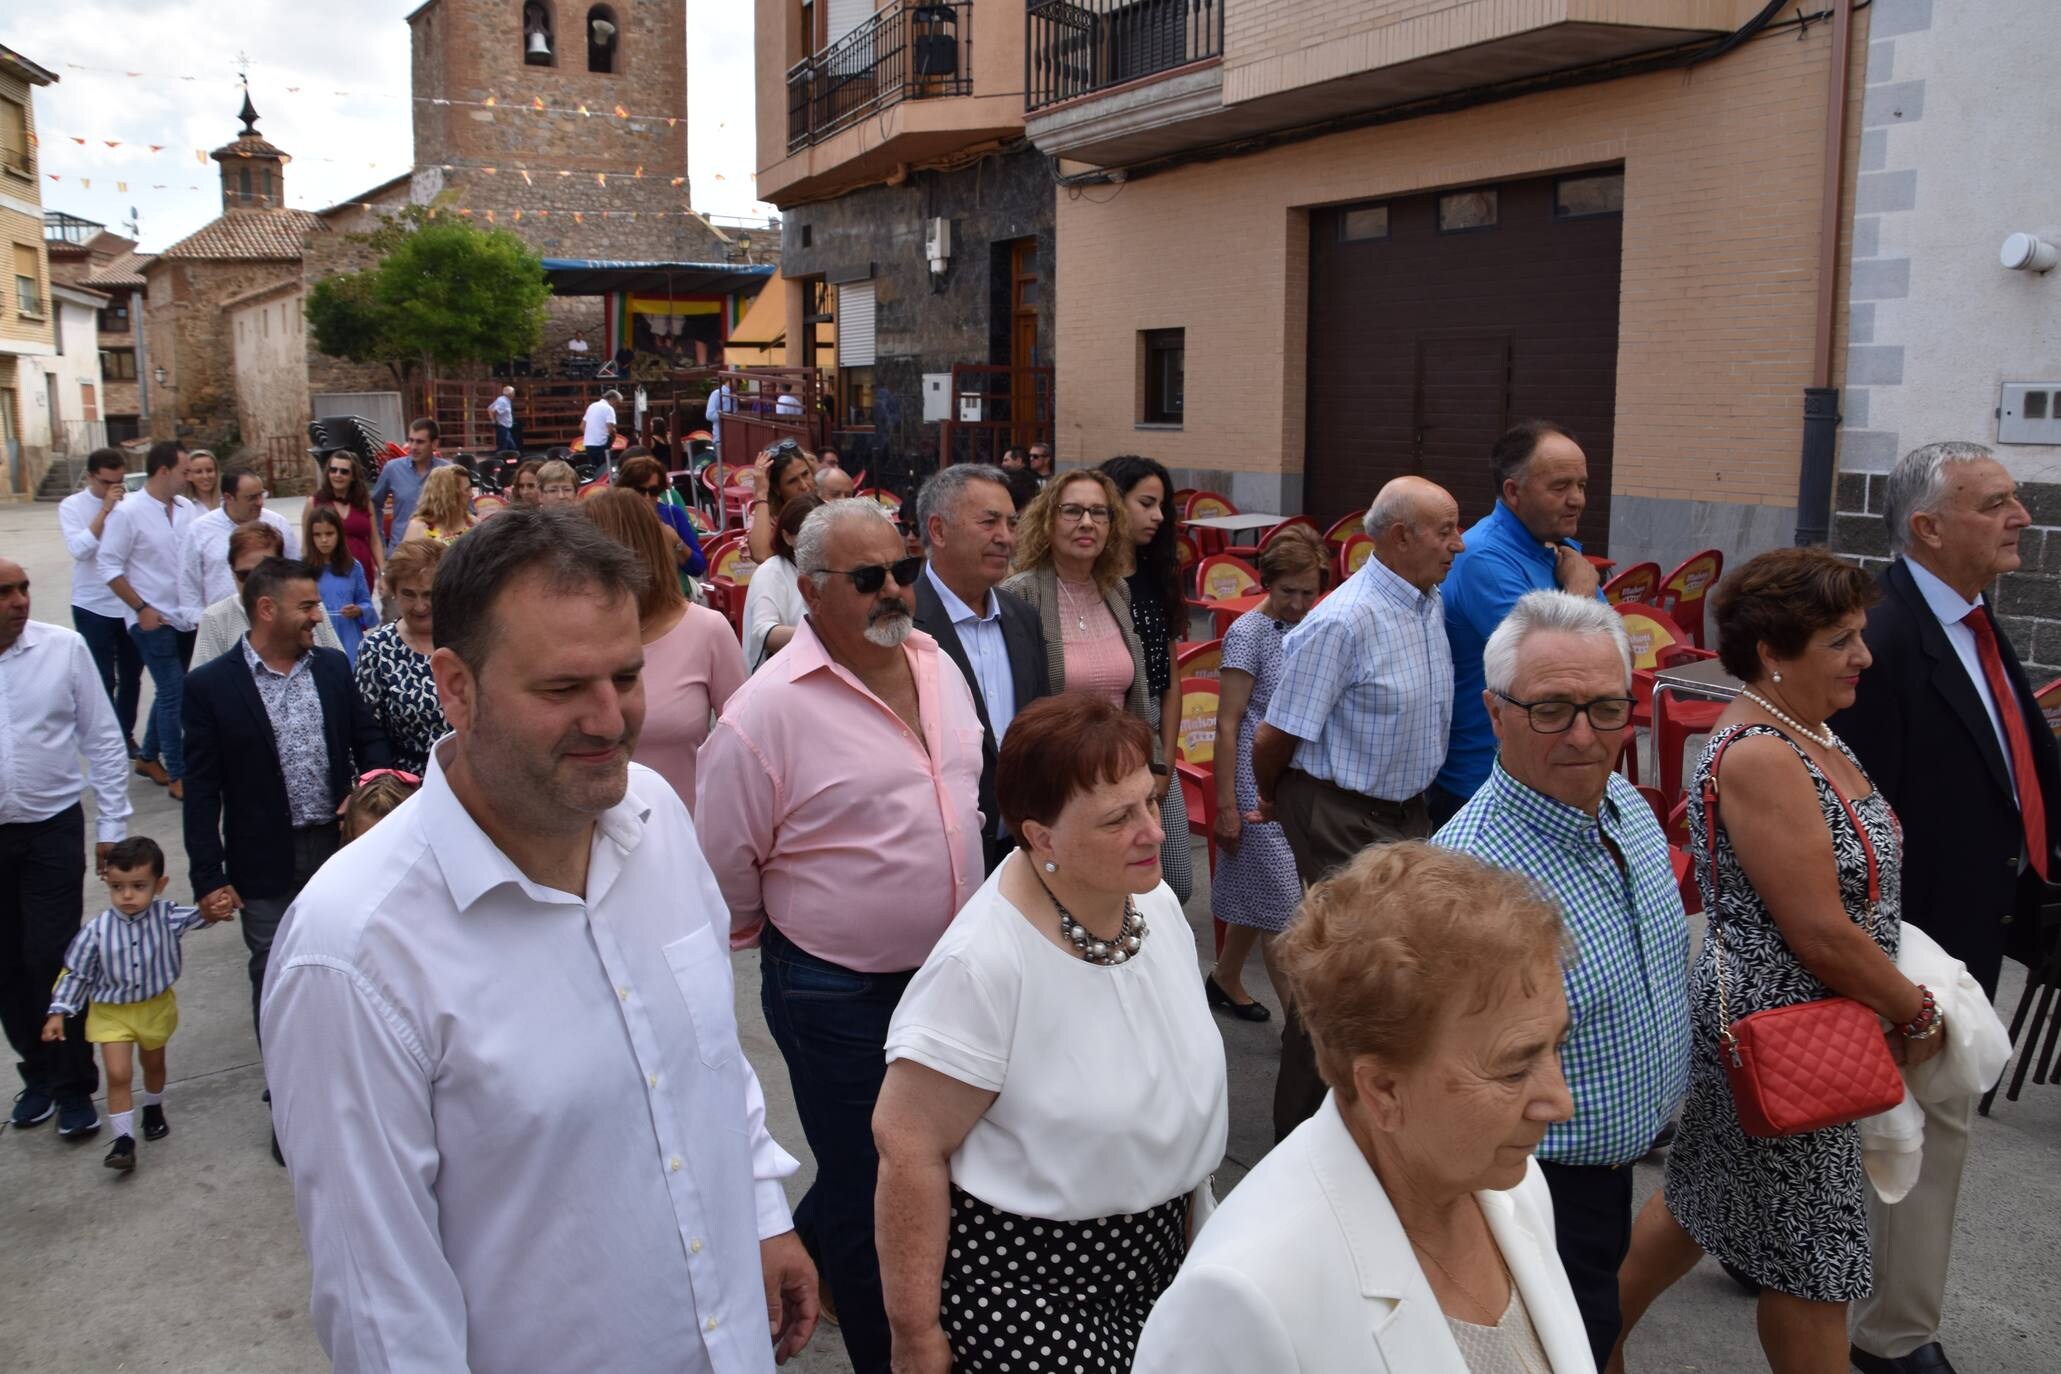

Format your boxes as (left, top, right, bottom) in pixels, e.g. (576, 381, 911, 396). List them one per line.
(787, 1, 975, 154)
(1027, 0, 1223, 112)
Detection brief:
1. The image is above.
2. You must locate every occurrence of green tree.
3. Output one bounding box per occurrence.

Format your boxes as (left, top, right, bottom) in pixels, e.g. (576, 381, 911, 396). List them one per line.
(305, 208, 551, 388)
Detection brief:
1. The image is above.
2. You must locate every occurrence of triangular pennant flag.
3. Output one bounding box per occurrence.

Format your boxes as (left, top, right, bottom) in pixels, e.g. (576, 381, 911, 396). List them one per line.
(596, 173, 606, 187)
(512, 210, 522, 222)
(148, 144, 163, 153)
(72, 136, 86, 145)
(670, 177, 684, 188)
(104, 140, 121, 148)
(81, 178, 91, 188)
(578, 104, 591, 117)
(196, 149, 207, 164)
(287, 86, 301, 93)
(634, 165, 644, 178)
(614, 104, 630, 119)
(532, 96, 545, 112)
(117, 181, 127, 192)
(458, 208, 473, 217)
(483, 96, 498, 107)
(534, 209, 548, 219)
(573, 212, 583, 224)
(485, 210, 495, 222)
(483, 167, 497, 175)
(47, 173, 59, 181)
(667, 117, 678, 129)
(558, 169, 571, 177)
(520, 169, 533, 186)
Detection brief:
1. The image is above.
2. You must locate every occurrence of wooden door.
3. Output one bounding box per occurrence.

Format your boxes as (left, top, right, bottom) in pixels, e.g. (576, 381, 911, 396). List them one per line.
(1009, 238, 1039, 447)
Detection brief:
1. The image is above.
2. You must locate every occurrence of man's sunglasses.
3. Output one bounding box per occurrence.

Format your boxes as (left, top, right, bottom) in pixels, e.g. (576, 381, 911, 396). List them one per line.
(822, 555, 924, 595)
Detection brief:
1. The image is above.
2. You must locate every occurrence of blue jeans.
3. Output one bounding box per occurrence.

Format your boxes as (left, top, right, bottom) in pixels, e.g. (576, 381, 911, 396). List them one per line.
(758, 922, 912, 1374)
(130, 623, 186, 780)
(495, 423, 519, 453)
(71, 605, 142, 750)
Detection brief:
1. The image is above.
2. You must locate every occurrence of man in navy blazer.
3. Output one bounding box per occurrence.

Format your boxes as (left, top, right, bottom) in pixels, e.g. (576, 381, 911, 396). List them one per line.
(184, 558, 391, 1042)
(911, 464, 1050, 871)
(1831, 442, 2061, 1374)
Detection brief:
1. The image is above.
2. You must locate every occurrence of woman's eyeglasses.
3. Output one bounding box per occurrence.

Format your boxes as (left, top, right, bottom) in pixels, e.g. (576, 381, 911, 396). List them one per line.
(820, 555, 925, 595)
(1057, 504, 1113, 525)
(632, 483, 666, 497)
(1492, 692, 1636, 734)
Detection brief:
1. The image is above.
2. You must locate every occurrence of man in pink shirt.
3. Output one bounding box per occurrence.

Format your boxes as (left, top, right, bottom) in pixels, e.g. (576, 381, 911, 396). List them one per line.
(697, 499, 983, 1373)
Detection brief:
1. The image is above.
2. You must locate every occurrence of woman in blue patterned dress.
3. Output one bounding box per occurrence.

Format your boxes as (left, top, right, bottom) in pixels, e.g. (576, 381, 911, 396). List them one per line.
(1206, 526, 1328, 1021)
(1611, 549, 1946, 1374)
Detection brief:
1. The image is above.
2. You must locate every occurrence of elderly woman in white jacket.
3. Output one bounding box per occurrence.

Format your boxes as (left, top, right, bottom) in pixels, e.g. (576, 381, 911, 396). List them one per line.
(1134, 841, 1596, 1374)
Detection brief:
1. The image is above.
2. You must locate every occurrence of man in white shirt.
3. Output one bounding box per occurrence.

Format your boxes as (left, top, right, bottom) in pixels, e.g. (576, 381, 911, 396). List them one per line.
(97, 440, 199, 797)
(264, 508, 817, 1373)
(0, 556, 132, 1138)
(582, 388, 621, 458)
(774, 384, 803, 417)
(59, 447, 144, 756)
(706, 377, 736, 464)
(177, 463, 299, 620)
(488, 385, 519, 453)
(565, 331, 590, 355)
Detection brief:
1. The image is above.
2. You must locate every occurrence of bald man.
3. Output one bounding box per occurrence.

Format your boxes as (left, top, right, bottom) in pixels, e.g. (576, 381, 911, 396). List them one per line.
(814, 465, 855, 501)
(1250, 476, 1466, 1139)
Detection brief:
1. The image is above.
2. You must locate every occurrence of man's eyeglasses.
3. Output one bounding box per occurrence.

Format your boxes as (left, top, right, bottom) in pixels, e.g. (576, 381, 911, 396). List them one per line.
(820, 555, 924, 595)
(1057, 503, 1112, 525)
(1492, 692, 1636, 734)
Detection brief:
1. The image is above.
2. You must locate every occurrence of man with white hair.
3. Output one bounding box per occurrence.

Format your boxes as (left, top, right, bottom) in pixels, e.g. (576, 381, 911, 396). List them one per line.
(814, 464, 855, 501)
(582, 389, 622, 458)
(1250, 474, 1465, 1139)
(487, 384, 519, 453)
(1435, 590, 1690, 1367)
(1830, 441, 2061, 1374)
(697, 498, 985, 1374)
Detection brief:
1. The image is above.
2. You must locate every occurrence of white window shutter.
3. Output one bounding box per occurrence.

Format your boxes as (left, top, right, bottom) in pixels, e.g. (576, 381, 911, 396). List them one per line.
(838, 283, 876, 367)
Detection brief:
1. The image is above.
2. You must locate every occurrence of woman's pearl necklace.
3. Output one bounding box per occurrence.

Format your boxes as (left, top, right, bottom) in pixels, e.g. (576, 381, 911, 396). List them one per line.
(1738, 687, 1838, 750)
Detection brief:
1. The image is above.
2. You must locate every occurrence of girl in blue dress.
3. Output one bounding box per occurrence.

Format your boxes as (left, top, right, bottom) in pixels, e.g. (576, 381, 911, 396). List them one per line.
(307, 505, 377, 666)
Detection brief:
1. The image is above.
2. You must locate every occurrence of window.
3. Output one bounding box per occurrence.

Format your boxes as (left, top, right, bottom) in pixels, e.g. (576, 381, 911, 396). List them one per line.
(1437, 189, 1498, 232)
(238, 168, 252, 202)
(1339, 204, 1390, 242)
(100, 302, 130, 333)
(1141, 328, 1184, 425)
(587, 6, 620, 74)
(0, 98, 28, 176)
(1555, 171, 1625, 218)
(81, 383, 99, 423)
(836, 280, 876, 427)
(523, 0, 557, 66)
(840, 366, 875, 427)
(102, 348, 138, 380)
(14, 243, 40, 316)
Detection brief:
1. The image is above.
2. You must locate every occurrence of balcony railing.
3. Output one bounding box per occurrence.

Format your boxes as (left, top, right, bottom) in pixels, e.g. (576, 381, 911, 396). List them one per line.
(1027, 0, 1222, 112)
(787, 1, 975, 154)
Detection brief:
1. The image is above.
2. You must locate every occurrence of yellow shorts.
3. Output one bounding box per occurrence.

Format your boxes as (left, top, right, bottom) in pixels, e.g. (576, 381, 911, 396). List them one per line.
(84, 988, 179, 1051)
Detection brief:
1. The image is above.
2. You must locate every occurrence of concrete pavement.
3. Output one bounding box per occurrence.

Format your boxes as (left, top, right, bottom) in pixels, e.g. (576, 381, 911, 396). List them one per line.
(3, 494, 2058, 1371)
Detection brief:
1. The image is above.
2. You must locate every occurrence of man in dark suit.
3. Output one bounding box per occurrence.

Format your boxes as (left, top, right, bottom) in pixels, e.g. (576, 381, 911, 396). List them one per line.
(911, 464, 1051, 871)
(184, 558, 391, 1042)
(1831, 441, 2061, 1374)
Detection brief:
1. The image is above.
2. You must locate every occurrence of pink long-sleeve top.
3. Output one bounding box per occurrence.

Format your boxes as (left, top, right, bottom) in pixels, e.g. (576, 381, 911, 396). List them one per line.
(695, 616, 986, 973)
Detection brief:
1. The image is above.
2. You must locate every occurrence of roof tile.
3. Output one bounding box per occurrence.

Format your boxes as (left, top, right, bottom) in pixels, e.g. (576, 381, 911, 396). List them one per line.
(157, 210, 322, 262)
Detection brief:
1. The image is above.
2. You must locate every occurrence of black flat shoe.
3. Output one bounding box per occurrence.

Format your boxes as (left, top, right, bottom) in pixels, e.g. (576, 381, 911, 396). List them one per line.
(104, 1135, 136, 1172)
(1851, 1342, 1958, 1374)
(142, 1103, 169, 1140)
(1204, 972, 1273, 1022)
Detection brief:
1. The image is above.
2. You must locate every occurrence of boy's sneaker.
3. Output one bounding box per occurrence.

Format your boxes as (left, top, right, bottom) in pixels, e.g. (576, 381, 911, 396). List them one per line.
(9, 1088, 55, 1128)
(55, 1097, 101, 1140)
(142, 1104, 169, 1140)
(104, 1135, 136, 1172)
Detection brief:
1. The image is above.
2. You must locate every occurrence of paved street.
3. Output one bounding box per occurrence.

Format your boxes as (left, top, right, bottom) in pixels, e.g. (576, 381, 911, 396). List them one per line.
(3, 495, 2058, 1372)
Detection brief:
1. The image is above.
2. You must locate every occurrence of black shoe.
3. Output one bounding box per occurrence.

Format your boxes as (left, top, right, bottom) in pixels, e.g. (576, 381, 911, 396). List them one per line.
(55, 1097, 101, 1140)
(1204, 972, 1273, 1023)
(271, 1131, 285, 1166)
(1851, 1342, 1958, 1374)
(142, 1103, 169, 1140)
(104, 1135, 136, 1172)
(10, 1087, 55, 1128)
(1720, 1259, 1761, 1296)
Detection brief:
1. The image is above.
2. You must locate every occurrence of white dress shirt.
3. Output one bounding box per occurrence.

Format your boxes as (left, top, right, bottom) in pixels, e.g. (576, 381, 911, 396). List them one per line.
(582, 398, 617, 448)
(1905, 556, 2016, 795)
(95, 487, 199, 631)
(58, 488, 130, 617)
(741, 556, 807, 670)
(263, 747, 799, 1374)
(191, 594, 343, 668)
(0, 621, 132, 842)
(177, 506, 299, 621)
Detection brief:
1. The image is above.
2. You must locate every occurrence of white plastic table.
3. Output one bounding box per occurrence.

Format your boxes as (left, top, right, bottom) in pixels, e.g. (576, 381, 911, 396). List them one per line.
(1184, 511, 1287, 541)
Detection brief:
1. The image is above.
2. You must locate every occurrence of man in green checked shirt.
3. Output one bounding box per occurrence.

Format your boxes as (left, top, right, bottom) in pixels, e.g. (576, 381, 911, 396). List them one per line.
(1434, 589, 1692, 1370)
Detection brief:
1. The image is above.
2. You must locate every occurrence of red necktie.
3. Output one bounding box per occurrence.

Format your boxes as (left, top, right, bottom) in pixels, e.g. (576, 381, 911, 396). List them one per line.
(1965, 608, 2049, 880)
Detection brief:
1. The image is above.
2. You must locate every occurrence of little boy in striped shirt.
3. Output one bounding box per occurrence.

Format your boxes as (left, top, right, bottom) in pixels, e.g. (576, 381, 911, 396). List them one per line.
(41, 836, 233, 1172)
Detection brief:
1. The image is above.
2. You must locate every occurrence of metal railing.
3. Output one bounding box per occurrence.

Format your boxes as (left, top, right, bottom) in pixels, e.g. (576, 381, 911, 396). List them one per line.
(787, 1, 974, 153)
(1027, 0, 1223, 111)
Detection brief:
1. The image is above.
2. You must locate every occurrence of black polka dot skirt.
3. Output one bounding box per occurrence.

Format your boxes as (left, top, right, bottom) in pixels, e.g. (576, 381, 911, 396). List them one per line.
(941, 1184, 1189, 1373)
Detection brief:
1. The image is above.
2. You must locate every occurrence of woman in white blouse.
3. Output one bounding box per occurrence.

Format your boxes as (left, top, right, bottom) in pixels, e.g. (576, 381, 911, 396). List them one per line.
(1132, 842, 1594, 1374)
(875, 693, 1229, 1374)
(741, 493, 819, 670)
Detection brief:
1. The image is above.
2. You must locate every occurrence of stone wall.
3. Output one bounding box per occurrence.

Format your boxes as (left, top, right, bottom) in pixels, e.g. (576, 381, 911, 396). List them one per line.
(775, 145, 1054, 494)
(144, 258, 301, 449)
(1833, 471, 2061, 679)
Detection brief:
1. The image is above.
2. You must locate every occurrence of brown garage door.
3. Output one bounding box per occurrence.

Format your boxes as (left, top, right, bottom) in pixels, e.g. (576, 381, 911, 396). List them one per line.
(1304, 171, 1623, 551)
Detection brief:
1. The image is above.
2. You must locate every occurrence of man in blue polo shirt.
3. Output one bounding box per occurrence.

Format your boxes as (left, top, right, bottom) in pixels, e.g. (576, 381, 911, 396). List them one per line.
(1432, 419, 1605, 823)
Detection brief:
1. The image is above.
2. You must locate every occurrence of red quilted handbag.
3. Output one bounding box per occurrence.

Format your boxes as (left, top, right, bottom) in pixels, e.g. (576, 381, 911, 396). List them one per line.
(1704, 727, 1906, 1139)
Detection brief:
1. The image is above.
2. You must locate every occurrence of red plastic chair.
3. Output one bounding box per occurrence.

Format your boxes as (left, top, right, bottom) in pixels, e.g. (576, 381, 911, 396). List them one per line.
(1182, 491, 1238, 556)
(1176, 675, 1224, 953)
(1189, 555, 1261, 637)
(1322, 510, 1364, 550)
(1336, 532, 1375, 583)
(1174, 528, 1201, 592)
(1604, 561, 1662, 607)
(1177, 638, 1223, 681)
(1658, 550, 1724, 649)
(1618, 602, 1723, 802)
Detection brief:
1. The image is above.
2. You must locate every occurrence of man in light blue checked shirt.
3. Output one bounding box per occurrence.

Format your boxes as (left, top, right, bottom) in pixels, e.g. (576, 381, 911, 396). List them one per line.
(1252, 475, 1465, 1140)
(1434, 590, 1690, 1368)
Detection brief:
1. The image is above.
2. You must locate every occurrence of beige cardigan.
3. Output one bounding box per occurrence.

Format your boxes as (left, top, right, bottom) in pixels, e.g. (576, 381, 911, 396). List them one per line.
(1001, 562, 1162, 767)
